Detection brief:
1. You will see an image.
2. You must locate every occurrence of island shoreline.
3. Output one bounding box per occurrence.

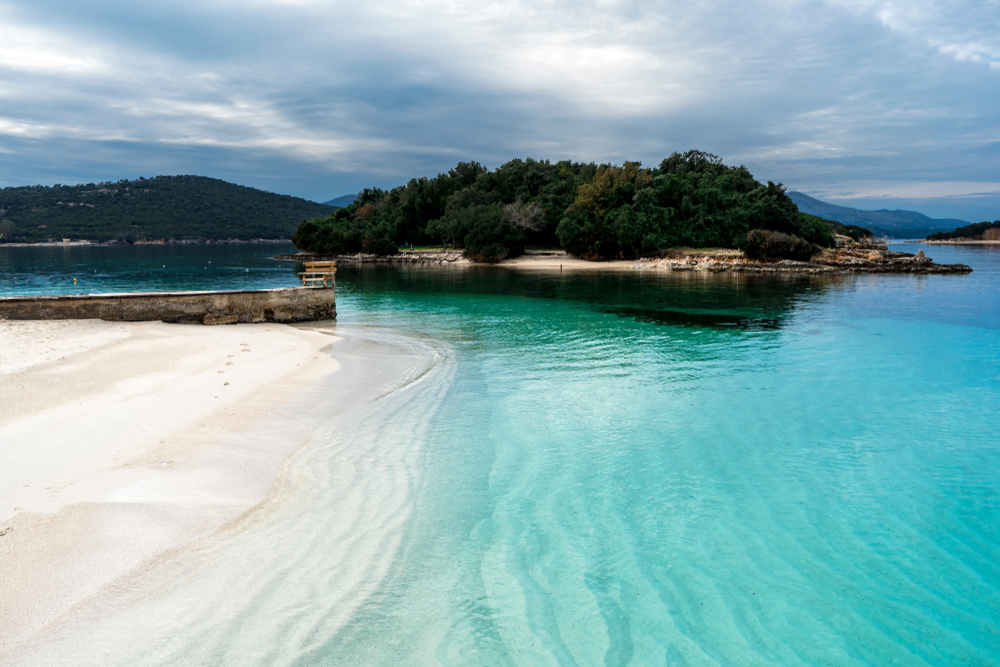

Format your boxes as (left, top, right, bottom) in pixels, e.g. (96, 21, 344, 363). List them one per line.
(276, 245, 973, 275)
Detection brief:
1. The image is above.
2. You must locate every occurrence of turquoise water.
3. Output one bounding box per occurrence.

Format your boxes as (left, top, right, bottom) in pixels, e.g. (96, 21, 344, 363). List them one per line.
(319, 245, 1000, 666)
(6, 243, 1000, 665)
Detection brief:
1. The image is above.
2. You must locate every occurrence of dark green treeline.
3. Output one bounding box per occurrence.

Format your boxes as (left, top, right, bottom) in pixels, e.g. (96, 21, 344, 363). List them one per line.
(292, 151, 838, 261)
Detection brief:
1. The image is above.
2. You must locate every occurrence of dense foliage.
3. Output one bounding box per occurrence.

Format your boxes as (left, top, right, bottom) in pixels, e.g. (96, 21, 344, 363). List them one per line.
(927, 220, 1000, 241)
(292, 151, 836, 261)
(0, 176, 333, 243)
(743, 229, 820, 261)
(558, 154, 835, 259)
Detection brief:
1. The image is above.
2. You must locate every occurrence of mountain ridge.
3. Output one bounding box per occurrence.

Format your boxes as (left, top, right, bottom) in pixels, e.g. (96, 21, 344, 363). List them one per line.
(787, 191, 968, 239)
(321, 194, 357, 208)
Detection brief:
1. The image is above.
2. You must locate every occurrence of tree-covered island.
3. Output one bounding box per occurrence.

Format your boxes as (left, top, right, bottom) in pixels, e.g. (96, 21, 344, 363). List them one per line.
(292, 151, 875, 262)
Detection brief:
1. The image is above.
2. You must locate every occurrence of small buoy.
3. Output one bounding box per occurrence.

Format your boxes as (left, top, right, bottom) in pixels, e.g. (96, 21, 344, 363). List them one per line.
(73, 278, 77, 284)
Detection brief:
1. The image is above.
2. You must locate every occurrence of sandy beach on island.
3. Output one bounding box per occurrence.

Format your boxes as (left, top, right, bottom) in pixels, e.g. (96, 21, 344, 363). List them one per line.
(0, 319, 342, 654)
(346, 249, 652, 271)
(498, 251, 649, 271)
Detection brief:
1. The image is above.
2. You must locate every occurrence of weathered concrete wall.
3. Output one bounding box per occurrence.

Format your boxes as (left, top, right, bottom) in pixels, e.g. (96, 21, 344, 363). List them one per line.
(0, 287, 336, 325)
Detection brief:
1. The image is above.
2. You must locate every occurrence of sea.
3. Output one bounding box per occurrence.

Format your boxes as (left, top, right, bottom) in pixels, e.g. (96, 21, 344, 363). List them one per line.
(2, 242, 998, 666)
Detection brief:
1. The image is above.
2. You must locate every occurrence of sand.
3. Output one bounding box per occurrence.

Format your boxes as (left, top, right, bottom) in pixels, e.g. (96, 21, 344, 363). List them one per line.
(0, 319, 341, 654)
(498, 251, 650, 271)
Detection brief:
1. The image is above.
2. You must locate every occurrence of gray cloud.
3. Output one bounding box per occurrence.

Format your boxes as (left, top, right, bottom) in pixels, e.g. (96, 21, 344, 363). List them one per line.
(0, 0, 997, 220)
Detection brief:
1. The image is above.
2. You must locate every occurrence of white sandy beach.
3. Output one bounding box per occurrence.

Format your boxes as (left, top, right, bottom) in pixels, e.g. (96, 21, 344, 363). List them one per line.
(500, 252, 650, 271)
(390, 249, 649, 270)
(0, 319, 341, 654)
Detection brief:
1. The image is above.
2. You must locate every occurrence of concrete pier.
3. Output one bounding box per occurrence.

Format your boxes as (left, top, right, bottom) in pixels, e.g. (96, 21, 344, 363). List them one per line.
(0, 287, 336, 325)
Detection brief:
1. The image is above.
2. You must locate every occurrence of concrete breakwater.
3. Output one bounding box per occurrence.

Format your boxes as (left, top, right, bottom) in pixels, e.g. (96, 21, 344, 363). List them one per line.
(0, 287, 336, 325)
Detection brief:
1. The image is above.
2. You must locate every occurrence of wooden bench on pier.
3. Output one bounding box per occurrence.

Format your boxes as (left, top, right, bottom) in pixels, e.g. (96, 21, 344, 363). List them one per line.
(299, 260, 337, 288)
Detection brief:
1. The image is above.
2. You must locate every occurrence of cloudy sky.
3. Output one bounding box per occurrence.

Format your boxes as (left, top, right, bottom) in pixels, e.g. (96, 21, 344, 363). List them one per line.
(1, 0, 998, 220)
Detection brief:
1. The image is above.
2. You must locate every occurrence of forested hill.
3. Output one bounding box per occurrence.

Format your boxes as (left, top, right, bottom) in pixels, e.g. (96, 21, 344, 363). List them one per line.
(0, 176, 333, 243)
(927, 220, 1000, 241)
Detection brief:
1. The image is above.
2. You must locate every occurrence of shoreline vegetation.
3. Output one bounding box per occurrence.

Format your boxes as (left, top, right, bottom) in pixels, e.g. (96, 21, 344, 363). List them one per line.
(289, 151, 972, 274)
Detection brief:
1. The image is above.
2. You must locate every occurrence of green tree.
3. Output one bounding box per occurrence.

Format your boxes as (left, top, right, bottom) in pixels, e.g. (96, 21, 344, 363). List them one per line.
(463, 204, 525, 262)
(291, 153, 842, 261)
(0, 219, 14, 242)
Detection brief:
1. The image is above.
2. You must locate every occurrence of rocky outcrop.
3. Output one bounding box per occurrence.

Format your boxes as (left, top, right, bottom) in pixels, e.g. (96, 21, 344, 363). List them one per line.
(0, 287, 336, 325)
(653, 256, 837, 274)
(810, 248, 971, 273)
(650, 243, 971, 275)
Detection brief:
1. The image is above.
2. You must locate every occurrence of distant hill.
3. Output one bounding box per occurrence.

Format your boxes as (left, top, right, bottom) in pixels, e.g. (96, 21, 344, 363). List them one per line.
(321, 194, 357, 208)
(0, 176, 334, 243)
(787, 191, 968, 239)
(928, 220, 1000, 241)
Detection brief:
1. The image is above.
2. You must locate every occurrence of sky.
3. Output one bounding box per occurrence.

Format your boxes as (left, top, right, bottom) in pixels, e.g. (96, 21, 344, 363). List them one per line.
(1, 0, 999, 221)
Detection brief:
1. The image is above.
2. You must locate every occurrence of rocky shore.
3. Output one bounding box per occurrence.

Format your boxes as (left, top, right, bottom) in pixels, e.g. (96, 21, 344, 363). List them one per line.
(276, 238, 972, 274)
(650, 246, 972, 274)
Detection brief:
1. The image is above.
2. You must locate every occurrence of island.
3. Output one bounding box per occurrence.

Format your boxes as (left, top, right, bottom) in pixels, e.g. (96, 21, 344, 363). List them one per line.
(289, 151, 972, 274)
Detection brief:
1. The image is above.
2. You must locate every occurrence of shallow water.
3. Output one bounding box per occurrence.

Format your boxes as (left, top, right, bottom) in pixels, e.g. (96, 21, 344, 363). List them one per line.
(7, 243, 1000, 665)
